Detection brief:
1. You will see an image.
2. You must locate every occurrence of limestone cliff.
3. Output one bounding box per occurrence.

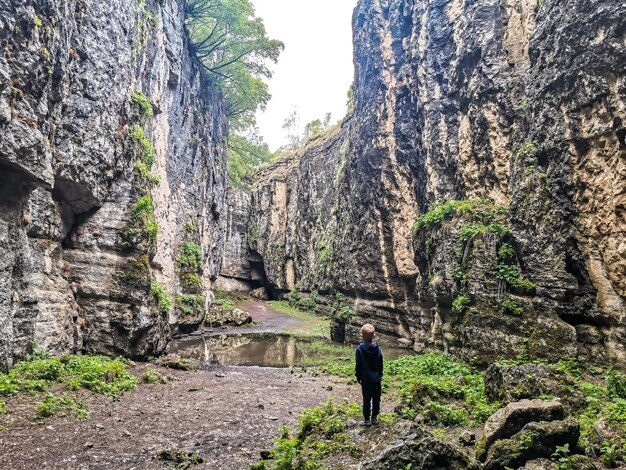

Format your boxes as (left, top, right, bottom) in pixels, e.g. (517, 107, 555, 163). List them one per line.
(0, 0, 227, 370)
(243, 0, 626, 365)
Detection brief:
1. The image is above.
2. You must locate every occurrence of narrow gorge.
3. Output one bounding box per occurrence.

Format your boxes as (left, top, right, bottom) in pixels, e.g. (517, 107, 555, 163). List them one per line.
(222, 0, 626, 367)
(1, 0, 625, 468)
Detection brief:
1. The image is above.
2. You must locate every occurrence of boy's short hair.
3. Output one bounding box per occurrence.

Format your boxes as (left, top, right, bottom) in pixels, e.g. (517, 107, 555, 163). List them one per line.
(361, 323, 375, 342)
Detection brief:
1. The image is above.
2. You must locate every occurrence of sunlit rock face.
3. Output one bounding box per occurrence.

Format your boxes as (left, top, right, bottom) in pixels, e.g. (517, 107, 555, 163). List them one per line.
(246, 0, 626, 365)
(0, 0, 227, 369)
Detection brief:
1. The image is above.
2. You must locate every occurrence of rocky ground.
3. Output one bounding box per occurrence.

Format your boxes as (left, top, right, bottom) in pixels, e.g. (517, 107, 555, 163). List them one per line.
(0, 362, 368, 469)
(0, 301, 391, 470)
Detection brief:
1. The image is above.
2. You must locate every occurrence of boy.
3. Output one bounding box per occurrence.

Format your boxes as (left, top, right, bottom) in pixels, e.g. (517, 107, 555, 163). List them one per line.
(355, 323, 383, 426)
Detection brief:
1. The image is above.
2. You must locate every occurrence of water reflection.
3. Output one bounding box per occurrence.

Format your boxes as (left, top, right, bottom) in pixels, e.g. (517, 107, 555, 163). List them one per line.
(166, 333, 409, 368)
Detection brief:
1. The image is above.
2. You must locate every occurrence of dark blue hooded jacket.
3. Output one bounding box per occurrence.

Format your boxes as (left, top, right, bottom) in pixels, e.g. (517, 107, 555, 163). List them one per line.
(355, 342, 383, 384)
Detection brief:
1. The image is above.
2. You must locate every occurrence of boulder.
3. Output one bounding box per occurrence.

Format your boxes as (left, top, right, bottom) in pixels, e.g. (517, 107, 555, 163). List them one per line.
(225, 308, 252, 326)
(521, 458, 556, 469)
(527, 316, 577, 361)
(250, 287, 269, 300)
(362, 425, 479, 470)
(476, 399, 564, 461)
(484, 419, 579, 470)
(484, 363, 585, 412)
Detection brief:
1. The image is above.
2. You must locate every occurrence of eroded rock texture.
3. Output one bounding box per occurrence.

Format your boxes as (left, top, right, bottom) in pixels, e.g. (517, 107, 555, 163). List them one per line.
(0, 0, 227, 369)
(244, 0, 626, 365)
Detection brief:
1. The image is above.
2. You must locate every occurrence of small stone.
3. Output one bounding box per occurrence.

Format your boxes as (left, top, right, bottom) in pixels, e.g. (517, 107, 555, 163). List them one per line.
(123, 430, 132, 437)
(84, 443, 94, 449)
(215, 373, 226, 378)
(267, 416, 278, 421)
(459, 431, 476, 446)
(326, 385, 333, 391)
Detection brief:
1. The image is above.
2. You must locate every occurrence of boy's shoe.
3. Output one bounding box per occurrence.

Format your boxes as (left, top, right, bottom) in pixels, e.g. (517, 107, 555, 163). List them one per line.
(371, 417, 379, 426)
(361, 419, 372, 427)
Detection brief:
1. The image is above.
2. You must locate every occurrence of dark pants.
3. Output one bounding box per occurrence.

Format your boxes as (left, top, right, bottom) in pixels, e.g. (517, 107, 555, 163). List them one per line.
(361, 381, 381, 420)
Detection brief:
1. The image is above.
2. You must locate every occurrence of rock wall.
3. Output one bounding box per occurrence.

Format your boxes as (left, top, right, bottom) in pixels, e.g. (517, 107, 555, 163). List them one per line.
(0, 0, 227, 369)
(247, 0, 626, 365)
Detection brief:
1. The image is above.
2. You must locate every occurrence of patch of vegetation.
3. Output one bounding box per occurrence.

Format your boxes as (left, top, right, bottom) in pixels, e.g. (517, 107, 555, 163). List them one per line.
(155, 448, 204, 468)
(121, 255, 151, 286)
(515, 141, 538, 160)
(213, 290, 236, 309)
(268, 301, 330, 338)
(552, 443, 573, 470)
(128, 195, 159, 244)
(499, 299, 524, 316)
(178, 242, 203, 272)
(140, 368, 174, 384)
(499, 298, 524, 316)
(0, 400, 7, 415)
(496, 244, 536, 294)
(459, 220, 509, 242)
(0, 353, 137, 399)
(129, 124, 155, 168)
(451, 295, 471, 315)
(151, 282, 172, 313)
(331, 292, 356, 322)
(320, 352, 499, 427)
(131, 90, 153, 118)
(176, 294, 205, 317)
(35, 393, 88, 421)
(296, 290, 318, 312)
(412, 199, 508, 232)
(135, 161, 161, 186)
(251, 400, 361, 469)
(248, 222, 260, 244)
(316, 232, 333, 273)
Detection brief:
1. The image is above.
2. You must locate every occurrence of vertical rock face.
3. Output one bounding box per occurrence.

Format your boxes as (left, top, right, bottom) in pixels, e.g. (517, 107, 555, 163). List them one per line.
(0, 0, 227, 369)
(246, 0, 626, 364)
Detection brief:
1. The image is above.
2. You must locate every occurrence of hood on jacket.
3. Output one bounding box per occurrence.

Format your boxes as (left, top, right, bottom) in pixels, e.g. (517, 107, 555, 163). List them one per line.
(359, 342, 380, 356)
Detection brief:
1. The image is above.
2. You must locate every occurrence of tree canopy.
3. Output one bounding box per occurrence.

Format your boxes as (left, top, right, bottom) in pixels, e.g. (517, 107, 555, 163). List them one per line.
(185, 0, 283, 186)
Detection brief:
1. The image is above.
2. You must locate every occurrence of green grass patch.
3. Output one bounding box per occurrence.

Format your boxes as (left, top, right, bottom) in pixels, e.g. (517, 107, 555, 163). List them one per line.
(0, 400, 7, 415)
(268, 301, 330, 338)
(35, 393, 88, 421)
(0, 354, 137, 398)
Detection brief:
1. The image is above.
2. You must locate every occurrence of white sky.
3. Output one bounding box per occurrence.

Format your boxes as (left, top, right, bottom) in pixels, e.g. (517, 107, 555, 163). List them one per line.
(251, 0, 356, 151)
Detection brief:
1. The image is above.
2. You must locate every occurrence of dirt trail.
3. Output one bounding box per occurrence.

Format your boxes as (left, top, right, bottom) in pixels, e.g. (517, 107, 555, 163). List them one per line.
(0, 301, 388, 470)
(203, 301, 305, 336)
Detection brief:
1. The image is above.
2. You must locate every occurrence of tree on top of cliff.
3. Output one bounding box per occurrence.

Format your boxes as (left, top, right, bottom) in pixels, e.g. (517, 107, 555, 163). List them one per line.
(185, 0, 283, 187)
(185, 0, 283, 129)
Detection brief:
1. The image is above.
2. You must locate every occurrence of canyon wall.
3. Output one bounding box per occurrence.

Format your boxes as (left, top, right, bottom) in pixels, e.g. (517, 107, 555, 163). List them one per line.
(244, 0, 626, 365)
(0, 0, 227, 370)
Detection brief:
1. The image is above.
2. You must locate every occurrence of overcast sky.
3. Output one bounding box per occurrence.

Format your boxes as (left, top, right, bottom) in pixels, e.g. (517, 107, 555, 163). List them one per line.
(251, 0, 356, 151)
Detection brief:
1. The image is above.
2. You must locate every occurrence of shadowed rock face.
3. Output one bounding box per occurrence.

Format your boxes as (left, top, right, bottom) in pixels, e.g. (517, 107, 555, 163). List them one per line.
(0, 0, 227, 369)
(242, 0, 626, 365)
